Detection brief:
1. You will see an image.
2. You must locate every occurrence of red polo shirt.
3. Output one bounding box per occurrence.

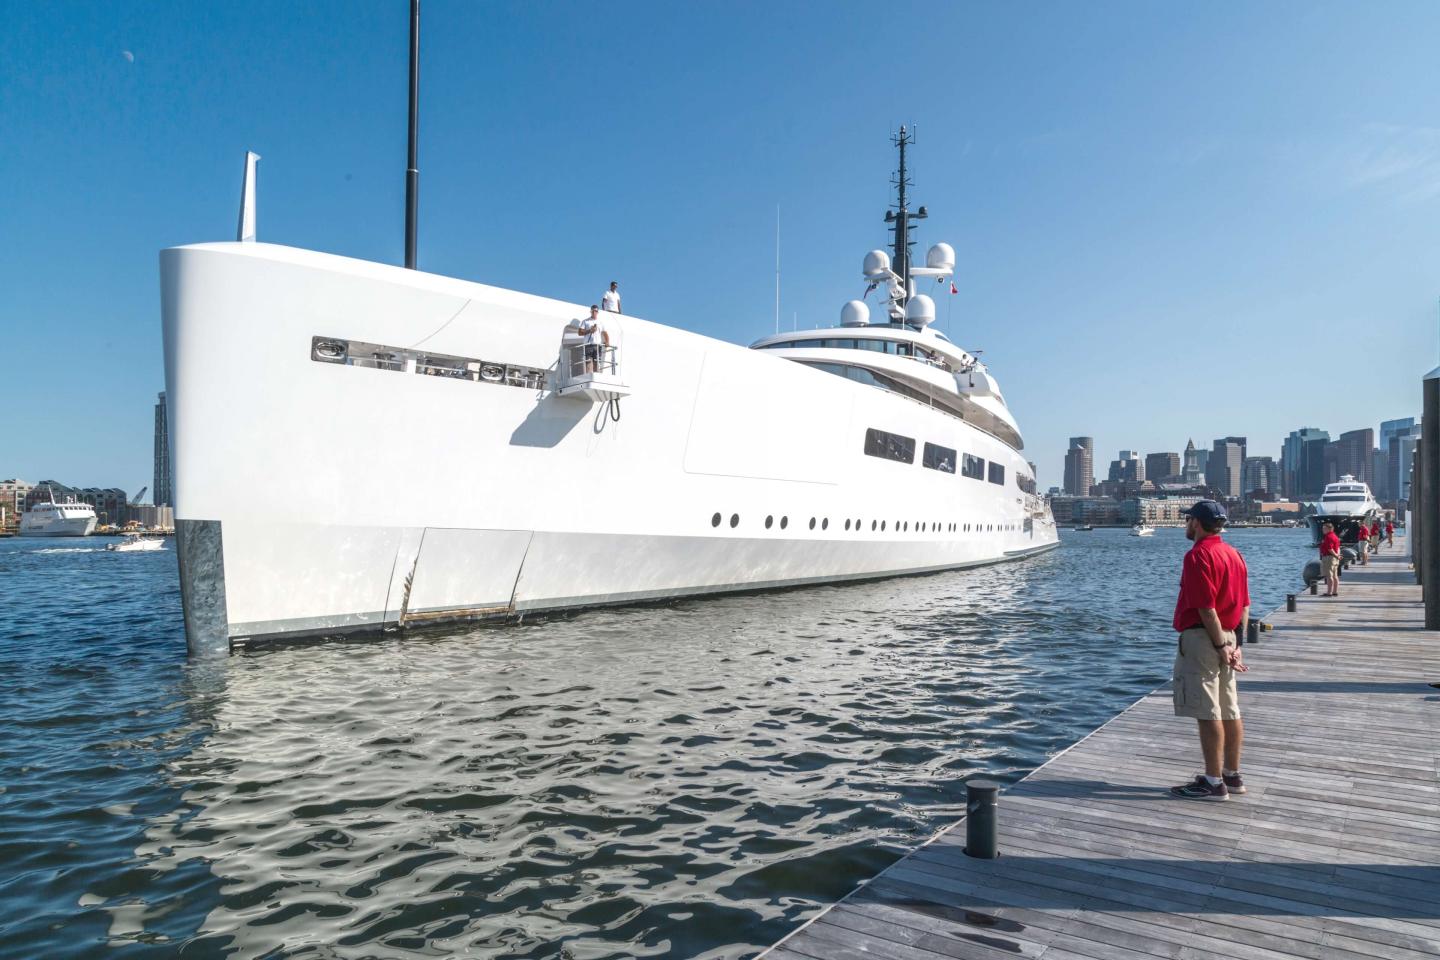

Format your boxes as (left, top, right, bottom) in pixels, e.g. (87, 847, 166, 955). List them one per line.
(1173, 534, 1250, 632)
(1319, 531, 1341, 556)
(1358, 524, 1370, 539)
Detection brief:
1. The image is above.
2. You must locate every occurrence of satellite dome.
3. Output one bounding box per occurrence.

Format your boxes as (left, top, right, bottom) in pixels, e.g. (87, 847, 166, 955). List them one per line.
(840, 300, 870, 327)
(926, 242, 956, 272)
(862, 249, 891, 279)
(904, 293, 936, 327)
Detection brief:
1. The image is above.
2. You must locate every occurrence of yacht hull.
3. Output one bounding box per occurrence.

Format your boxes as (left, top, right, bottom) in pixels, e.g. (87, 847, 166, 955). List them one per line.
(19, 516, 97, 537)
(162, 243, 1058, 649)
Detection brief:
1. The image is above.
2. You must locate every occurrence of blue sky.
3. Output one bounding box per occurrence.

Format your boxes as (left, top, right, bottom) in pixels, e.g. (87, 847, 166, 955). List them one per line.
(3, 1, 1437, 492)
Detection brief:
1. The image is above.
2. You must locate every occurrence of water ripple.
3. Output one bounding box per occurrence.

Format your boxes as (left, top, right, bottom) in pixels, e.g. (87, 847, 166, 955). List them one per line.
(0, 528, 1313, 956)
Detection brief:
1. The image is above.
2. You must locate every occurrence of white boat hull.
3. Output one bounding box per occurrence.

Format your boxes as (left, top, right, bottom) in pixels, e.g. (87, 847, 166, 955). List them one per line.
(163, 243, 1058, 648)
(19, 515, 96, 537)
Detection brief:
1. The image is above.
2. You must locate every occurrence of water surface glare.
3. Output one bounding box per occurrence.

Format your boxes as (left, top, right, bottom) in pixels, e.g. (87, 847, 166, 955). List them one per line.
(0, 529, 1318, 957)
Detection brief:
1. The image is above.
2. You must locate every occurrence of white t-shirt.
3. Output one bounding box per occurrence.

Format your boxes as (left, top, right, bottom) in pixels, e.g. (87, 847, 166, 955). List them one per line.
(585, 317, 606, 344)
(601, 288, 621, 313)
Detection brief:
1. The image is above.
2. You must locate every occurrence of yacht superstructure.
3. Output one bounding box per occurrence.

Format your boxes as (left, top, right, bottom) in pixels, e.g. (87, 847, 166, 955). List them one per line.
(1307, 475, 1380, 545)
(163, 98, 1056, 649)
(19, 497, 97, 537)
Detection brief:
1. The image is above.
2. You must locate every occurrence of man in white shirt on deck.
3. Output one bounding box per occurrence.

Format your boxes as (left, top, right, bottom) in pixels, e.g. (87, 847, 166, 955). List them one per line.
(581, 305, 609, 373)
(601, 281, 621, 314)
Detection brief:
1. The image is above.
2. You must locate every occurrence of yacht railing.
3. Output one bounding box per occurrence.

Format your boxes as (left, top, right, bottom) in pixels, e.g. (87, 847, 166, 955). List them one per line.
(561, 343, 620, 382)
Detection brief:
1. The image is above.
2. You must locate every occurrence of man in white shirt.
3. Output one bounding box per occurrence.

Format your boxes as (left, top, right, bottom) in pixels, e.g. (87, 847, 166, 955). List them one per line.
(601, 281, 621, 314)
(581, 305, 609, 373)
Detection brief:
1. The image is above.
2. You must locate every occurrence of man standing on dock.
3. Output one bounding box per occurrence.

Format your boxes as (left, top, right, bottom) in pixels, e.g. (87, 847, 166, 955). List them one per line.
(1319, 521, 1342, 596)
(1170, 499, 1249, 802)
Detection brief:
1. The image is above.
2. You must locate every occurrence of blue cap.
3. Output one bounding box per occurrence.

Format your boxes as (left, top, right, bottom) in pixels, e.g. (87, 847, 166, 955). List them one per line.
(1181, 500, 1228, 525)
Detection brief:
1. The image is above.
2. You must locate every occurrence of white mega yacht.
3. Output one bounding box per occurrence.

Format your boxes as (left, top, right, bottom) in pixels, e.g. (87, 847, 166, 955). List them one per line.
(162, 65, 1056, 651)
(20, 498, 97, 537)
(1308, 475, 1381, 545)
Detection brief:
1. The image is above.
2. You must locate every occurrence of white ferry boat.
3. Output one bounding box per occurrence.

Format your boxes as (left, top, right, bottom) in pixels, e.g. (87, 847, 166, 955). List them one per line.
(161, 42, 1056, 649)
(1307, 475, 1380, 545)
(20, 498, 97, 537)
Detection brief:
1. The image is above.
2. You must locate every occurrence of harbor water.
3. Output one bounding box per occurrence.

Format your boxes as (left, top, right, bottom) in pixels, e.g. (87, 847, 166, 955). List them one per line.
(1, 528, 1319, 958)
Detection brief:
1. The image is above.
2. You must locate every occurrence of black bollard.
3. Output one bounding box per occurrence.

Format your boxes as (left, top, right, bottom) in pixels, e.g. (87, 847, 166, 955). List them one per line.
(1310, 581, 1318, 595)
(1247, 621, 1259, 645)
(964, 779, 1000, 859)
(1286, 594, 1297, 613)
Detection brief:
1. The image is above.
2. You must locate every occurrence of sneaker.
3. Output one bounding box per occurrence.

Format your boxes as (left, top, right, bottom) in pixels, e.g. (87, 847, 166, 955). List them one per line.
(1170, 775, 1228, 801)
(1223, 772, 1246, 795)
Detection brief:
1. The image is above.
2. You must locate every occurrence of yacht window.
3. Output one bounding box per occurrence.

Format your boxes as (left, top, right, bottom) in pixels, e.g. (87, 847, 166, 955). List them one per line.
(1016, 474, 1037, 495)
(791, 339, 822, 348)
(923, 442, 956, 474)
(961, 453, 985, 480)
(821, 338, 857, 350)
(856, 339, 887, 352)
(864, 428, 915, 464)
(988, 463, 1005, 485)
(894, 342, 913, 356)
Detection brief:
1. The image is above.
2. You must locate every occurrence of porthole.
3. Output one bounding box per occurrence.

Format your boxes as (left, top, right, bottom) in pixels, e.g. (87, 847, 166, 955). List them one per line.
(809, 517, 816, 530)
(711, 512, 721, 528)
(780, 516, 789, 529)
(881, 521, 887, 532)
(730, 513, 739, 528)
(845, 519, 851, 531)
(871, 520, 877, 531)
(822, 518, 829, 530)
(765, 515, 774, 529)
(903, 522, 908, 532)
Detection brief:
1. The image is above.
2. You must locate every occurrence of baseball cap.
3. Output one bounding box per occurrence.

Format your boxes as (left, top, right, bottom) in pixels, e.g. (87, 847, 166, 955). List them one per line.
(1180, 500, 1227, 526)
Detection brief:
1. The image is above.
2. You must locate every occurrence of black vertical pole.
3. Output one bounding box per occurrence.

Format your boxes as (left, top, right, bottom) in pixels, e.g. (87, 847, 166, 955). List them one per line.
(404, 0, 420, 270)
(1423, 371, 1440, 627)
(1414, 439, 1424, 586)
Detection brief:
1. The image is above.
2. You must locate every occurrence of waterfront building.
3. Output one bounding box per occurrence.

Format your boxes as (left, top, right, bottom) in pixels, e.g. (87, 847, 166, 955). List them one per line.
(1145, 452, 1180, 484)
(0, 479, 35, 521)
(126, 504, 175, 529)
(1242, 456, 1276, 498)
(1063, 437, 1094, 496)
(1073, 497, 1123, 526)
(1207, 436, 1246, 498)
(1298, 435, 1330, 500)
(1120, 495, 1203, 525)
(24, 482, 129, 524)
(154, 391, 172, 507)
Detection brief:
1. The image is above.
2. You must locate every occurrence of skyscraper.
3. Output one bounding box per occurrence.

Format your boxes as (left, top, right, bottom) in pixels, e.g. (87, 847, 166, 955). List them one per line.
(1281, 427, 1328, 498)
(1243, 456, 1275, 498)
(1207, 437, 1246, 498)
(1107, 449, 1142, 483)
(154, 391, 172, 507)
(1379, 417, 1418, 503)
(1064, 437, 1094, 496)
(1182, 439, 1203, 484)
(1145, 452, 1181, 484)
(1299, 435, 1329, 499)
(1332, 428, 1375, 485)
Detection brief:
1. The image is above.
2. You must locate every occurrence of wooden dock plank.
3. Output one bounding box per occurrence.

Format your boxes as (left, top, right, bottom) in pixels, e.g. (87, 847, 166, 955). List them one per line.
(759, 538, 1440, 959)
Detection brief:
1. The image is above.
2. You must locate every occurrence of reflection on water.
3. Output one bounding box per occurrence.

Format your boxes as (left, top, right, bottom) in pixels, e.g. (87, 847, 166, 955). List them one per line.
(0, 529, 1313, 957)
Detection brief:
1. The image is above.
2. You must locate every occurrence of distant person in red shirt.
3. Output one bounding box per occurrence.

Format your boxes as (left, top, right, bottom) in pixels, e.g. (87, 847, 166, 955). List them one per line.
(1386, 520, 1395, 546)
(1170, 500, 1250, 802)
(1319, 521, 1342, 596)
(1356, 522, 1370, 565)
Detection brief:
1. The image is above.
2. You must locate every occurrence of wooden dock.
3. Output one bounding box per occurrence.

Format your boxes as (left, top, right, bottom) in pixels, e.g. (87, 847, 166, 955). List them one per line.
(762, 538, 1440, 960)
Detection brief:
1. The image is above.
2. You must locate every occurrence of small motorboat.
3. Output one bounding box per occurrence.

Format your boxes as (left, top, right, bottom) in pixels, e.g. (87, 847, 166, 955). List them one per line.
(1072, 523, 1094, 532)
(107, 534, 165, 552)
(1130, 523, 1155, 537)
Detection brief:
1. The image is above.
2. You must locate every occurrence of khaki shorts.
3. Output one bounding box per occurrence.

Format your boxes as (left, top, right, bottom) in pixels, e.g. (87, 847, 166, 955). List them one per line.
(1320, 554, 1339, 576)
(1173, 628, 1240, 721)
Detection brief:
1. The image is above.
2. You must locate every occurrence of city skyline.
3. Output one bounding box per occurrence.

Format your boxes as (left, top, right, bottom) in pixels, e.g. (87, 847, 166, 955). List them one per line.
(1059, 411, 1420, 501)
